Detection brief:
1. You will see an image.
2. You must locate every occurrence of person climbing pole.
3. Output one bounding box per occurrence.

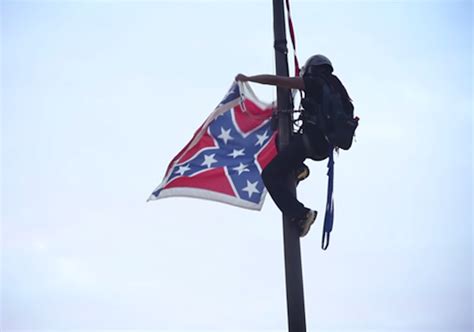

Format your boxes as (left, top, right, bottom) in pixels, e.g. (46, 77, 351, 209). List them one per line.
(235, 54, 354, 237)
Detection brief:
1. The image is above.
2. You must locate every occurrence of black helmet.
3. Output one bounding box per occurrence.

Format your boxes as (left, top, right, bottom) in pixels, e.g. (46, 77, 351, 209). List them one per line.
(301, 54, 333, 75)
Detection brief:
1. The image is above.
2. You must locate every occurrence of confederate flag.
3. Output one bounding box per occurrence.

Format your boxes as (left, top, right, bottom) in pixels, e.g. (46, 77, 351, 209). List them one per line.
(148, 82, 277, 210)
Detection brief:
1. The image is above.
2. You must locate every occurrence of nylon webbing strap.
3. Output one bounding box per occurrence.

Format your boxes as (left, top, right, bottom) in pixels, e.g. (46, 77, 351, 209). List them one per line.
(322, 147, 335, 250)
(285, 0, 300, 77)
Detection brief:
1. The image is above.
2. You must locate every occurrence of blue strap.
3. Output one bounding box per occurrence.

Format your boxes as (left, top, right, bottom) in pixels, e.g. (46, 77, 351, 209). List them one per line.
(321, 147, 334, 250)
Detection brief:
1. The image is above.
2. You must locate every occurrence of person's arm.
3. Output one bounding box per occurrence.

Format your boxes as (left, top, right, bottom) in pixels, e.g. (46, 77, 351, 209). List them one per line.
(235, 73, 305, 90)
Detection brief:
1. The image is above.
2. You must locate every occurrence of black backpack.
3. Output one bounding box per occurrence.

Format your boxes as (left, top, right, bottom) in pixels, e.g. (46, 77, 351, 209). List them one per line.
(302, 76, 358, 150)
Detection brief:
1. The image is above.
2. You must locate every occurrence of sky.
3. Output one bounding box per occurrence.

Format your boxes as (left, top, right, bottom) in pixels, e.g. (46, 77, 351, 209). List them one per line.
(1, 0, 473, 331)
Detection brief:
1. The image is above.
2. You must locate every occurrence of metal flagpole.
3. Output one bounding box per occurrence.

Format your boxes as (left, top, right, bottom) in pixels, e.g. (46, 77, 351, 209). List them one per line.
(272, 0, 307, 331)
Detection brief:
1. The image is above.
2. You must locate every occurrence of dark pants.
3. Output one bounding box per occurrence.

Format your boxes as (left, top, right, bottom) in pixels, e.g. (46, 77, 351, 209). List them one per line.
(262, 125, 329, 219)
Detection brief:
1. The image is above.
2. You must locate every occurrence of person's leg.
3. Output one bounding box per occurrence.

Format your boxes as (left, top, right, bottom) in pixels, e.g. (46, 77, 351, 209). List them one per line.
(275, 133, 310, 185)
(262, 134, 309, 219)
(302, 124, 330, 161)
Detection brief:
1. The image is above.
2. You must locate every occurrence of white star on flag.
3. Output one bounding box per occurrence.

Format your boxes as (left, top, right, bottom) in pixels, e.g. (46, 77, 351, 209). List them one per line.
(201, 154, 217, 168)
(175, 164, 191, 176)
(255, 130, 269, 146)
(242, 180, 260, 198)
(217, 127, 234, 144)
(233, 163, 250, 175)
(228, 148, 245, 159)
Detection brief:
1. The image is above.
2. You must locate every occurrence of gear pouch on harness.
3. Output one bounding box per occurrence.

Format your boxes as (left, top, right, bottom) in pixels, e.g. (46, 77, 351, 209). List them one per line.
(302, 84, 358, 150)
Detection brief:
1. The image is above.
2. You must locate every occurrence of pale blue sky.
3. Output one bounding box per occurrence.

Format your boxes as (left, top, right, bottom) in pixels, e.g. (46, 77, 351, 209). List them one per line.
(1, 0, 472, 331)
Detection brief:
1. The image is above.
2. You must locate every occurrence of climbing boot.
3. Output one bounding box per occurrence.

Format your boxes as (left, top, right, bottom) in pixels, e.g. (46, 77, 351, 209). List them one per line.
(299, 209, 317, 237)
(296, 163, 310, 185)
